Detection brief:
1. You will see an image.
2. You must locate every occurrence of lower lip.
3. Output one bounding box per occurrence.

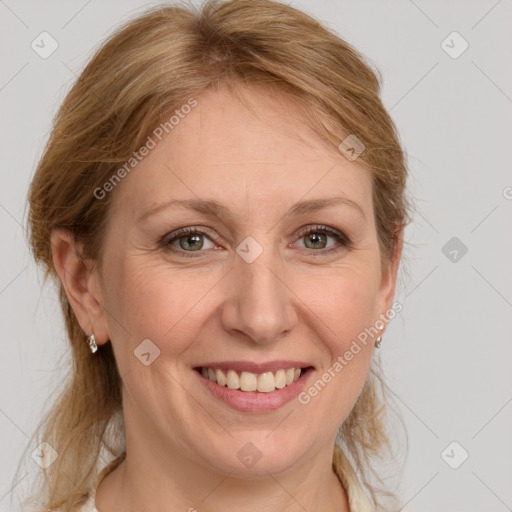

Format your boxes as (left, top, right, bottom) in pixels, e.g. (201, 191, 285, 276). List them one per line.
(194, 368, 314, 413)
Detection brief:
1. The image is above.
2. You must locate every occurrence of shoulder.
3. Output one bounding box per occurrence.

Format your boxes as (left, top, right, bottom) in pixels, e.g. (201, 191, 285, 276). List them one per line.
(45, 457, 121, 512)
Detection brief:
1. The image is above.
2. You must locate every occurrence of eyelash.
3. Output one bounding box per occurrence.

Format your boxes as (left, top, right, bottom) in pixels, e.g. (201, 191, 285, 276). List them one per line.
(161, 225, 351, 258)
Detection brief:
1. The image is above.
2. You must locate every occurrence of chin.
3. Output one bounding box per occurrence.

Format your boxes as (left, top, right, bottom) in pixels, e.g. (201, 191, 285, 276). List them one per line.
(201, 436, 308, 477)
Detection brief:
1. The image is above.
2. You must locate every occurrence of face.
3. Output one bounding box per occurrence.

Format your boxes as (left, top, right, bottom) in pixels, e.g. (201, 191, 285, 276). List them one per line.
(89, 85, 398, 477)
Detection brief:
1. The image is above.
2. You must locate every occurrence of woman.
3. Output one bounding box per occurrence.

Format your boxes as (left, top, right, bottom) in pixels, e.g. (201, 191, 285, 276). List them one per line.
(23, 1, 409, 510)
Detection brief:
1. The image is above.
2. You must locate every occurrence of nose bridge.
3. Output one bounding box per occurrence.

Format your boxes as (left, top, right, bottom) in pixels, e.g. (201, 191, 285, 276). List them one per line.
(222, 243, 297, 345)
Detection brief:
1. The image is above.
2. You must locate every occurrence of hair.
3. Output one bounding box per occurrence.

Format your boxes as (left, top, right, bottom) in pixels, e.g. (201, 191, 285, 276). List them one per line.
(19, 1, 410, 510)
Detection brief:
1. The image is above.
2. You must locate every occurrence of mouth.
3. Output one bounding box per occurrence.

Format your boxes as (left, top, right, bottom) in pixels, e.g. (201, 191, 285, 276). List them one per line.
(193, 365, 315, 393)
(193, 361, 315, 412)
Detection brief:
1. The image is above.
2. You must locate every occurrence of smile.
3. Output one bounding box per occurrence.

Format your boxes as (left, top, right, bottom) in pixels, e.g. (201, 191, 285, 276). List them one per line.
(194, 363, 315, 413)
(198, 366, 304, 393)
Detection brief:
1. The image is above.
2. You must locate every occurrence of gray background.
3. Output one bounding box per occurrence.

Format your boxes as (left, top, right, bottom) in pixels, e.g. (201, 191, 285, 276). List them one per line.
(1, 1, 511, 511)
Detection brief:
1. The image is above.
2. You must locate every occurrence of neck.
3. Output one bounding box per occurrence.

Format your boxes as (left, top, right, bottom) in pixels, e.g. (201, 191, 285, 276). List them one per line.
(95, 435, 349, 512)
(95, 396, 350, 512)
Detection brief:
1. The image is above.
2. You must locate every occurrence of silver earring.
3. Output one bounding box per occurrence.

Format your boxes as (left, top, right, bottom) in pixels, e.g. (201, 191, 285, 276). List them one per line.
(375, 325, 384, 348)
(88, 334, 98, 354)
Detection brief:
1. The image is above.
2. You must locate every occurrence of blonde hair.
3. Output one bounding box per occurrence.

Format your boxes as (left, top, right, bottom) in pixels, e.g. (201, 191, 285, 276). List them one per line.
(20, 1, 409, 510)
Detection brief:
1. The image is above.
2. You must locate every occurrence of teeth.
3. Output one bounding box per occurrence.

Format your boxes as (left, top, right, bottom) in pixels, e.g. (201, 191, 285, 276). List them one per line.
(240, 371, 257, 392)
(274, 369, 286, 389)
(201, 367, 305, 392)
(257, 372, 275, 392)
(226, 369, 240, 389)
(216, 368, 227, 387)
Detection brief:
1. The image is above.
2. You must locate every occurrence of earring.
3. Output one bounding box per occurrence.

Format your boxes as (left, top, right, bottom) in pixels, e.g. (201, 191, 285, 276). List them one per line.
(375, 325, 384, 349)
(88, 334, 98, 354)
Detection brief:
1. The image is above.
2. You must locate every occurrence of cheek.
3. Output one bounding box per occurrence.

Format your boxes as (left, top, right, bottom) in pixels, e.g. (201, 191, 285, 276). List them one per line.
(322, 286, 376, 386)
(102, 256, 219, 359)
(303, 261, 382, 351)
(296, 268, 380, 427)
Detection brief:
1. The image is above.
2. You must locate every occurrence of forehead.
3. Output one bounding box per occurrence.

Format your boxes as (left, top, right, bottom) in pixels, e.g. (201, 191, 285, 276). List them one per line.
(110, 85, 373, 221)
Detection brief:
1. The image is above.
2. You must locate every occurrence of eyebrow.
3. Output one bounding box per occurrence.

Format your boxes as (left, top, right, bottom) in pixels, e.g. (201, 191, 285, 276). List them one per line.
(136, 196, 366, 224)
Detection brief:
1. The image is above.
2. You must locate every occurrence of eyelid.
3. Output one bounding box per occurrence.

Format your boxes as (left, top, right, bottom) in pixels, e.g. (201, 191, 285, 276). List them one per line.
(162, 226, 219, 243)
(295, 224, 349, 242)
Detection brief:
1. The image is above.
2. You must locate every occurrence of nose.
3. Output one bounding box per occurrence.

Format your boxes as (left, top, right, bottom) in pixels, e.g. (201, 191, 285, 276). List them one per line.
(220, 251, 298, 346)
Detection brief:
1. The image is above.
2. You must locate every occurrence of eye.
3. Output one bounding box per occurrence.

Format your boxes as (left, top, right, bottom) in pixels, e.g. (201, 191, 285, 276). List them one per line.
(161, 224, 350, 258)
(293, 225, 349, 253)
(164, 227, 217, 254)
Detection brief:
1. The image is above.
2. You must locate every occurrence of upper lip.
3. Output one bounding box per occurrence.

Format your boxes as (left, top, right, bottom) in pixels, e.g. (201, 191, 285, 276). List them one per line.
(194, 360, 314, 374)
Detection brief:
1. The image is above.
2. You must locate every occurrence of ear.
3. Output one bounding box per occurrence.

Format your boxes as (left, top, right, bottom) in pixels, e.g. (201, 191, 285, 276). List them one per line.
(376, 228, 404, 327)
(50, 229, 110, 345)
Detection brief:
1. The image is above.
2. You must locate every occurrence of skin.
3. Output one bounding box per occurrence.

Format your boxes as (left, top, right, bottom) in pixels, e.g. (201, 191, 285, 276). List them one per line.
(52, 84, 402, 512)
